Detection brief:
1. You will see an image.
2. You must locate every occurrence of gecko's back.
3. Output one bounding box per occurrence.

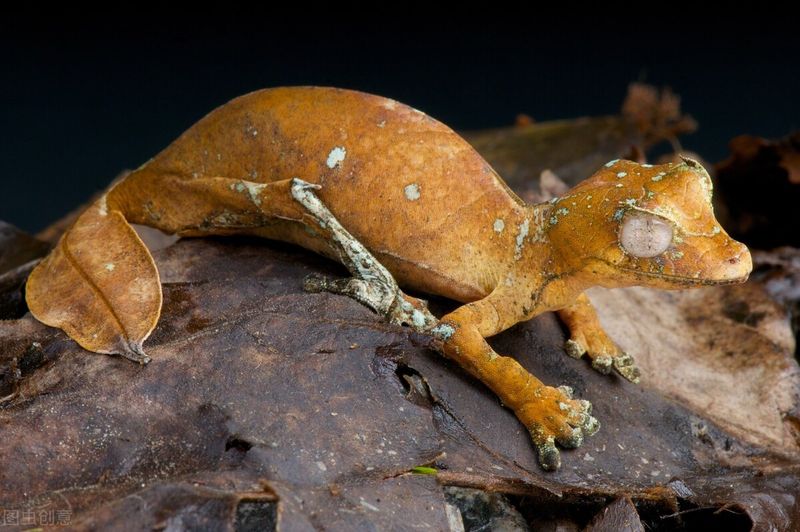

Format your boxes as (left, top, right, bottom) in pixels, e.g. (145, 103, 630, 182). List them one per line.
(113, 87, 529, 302)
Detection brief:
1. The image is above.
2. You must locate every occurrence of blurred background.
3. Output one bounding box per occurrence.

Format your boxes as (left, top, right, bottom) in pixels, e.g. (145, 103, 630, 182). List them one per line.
(2, 12, 798, 233)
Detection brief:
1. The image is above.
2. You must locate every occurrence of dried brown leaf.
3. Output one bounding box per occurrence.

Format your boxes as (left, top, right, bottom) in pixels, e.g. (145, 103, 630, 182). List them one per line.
(25, 198, 160, 361)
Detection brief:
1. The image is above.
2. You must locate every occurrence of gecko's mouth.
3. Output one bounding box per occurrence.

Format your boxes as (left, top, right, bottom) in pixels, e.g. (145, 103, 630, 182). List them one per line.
(617, 267, 750, 286)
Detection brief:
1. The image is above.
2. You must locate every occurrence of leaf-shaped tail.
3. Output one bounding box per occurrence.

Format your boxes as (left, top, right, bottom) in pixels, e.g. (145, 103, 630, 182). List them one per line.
(25, 195, 161, 363)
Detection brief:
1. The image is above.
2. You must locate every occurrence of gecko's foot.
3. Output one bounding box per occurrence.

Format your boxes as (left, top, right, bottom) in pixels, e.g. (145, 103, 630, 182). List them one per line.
(518, 384, 599, 471)
(564, 336, 640, 384)
(387, 294, 438, 333)
(304, 272, 437, 333)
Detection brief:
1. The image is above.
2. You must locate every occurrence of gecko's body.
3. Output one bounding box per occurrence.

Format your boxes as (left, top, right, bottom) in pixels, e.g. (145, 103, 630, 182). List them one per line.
(112, 87, 530, 303)
(26, 87, 752, 470)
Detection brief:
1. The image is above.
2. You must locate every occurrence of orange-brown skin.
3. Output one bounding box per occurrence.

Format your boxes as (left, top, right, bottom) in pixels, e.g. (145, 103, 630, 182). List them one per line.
(25, 87, 752, 470)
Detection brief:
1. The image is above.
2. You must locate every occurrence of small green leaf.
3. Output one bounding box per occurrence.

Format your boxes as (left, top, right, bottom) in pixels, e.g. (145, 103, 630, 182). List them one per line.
(410, 466, 437, 475)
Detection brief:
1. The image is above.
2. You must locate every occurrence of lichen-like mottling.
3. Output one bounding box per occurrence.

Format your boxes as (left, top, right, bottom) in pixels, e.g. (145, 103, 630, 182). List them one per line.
(431, 323, 455, 341)
(514, 218, 530, 259)
(243, 182, 266, 206)
(411, 309, 427, 328)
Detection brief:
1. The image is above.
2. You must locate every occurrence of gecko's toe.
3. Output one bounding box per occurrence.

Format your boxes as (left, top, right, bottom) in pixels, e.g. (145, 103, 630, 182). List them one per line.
(613, 352, 641, 384)
(302, 273, 329, 293)
(591, 355, 613, 374)
(534, 436, 561, 471)
(582, 412, 600, 436)
(564, 339, 586, 359)
(557, 426, 584, 449)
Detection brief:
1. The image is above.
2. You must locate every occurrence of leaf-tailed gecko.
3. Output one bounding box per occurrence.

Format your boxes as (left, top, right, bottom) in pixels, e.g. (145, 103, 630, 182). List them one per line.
(25, 87, 752, 470)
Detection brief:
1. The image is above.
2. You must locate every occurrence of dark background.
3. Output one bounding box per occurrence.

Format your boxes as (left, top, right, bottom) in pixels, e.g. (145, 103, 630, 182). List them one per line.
(3, 13, 798, 234)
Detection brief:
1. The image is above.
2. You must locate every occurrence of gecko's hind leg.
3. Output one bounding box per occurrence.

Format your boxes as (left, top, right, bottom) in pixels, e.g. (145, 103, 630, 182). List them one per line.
(290, 179, 437, 332)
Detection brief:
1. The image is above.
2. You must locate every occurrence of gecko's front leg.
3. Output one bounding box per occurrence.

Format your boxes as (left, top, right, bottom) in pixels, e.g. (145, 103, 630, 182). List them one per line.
(557, 293, 640, 383)
(290, 179, 436, 332)
(433, 297, 599, 471)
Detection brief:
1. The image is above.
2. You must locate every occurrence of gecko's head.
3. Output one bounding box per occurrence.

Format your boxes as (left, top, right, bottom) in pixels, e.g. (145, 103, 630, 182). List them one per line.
(546, 158, 751, 289)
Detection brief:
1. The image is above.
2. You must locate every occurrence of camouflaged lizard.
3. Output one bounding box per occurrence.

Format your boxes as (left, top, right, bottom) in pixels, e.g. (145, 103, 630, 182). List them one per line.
(26, 87, 752, 470)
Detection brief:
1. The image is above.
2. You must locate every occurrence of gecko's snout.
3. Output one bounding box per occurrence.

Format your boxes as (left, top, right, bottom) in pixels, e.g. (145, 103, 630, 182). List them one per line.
(705, 239, 752, 284)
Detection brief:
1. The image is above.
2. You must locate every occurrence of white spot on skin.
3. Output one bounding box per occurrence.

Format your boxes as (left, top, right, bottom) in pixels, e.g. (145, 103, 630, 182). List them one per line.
(404, 183, 421, 201)
(514, 218, 530, 259)
(642, 163, 653, 168)
(616, 172, 627, 178)
(493, 218, 505, 233)
(104, 263, 115, 272)
(381, 100, 397, 110)
(377, 120, 386, 128)
(326, 146, 346, 169)
(605, 159, 619, 167)
(652, 173, 665, 182)
(615, 183, 624, 188)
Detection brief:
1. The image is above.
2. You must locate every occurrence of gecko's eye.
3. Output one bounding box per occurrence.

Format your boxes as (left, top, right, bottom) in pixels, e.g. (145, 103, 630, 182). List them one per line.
(619, 212, 673, 258)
